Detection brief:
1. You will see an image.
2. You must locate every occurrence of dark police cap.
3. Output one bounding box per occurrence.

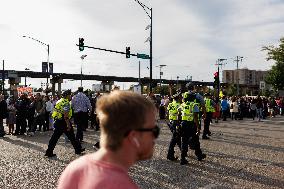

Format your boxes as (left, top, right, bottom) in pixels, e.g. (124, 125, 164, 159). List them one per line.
(62, 90, 71, 97)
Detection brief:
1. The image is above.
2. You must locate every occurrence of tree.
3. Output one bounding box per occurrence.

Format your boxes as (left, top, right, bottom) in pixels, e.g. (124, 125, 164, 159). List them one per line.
(262, 37, 284, 91)
(226, 84, 237, 97)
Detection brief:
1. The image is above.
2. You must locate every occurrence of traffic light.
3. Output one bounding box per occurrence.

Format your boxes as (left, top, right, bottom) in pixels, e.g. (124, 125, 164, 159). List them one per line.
(79, 38, 84, 51)
(126, 47, 130, 58)
(213, 71, 219, 88)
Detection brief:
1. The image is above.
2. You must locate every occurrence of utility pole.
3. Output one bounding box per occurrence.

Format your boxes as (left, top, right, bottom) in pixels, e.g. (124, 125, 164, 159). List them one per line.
(2, 60, 4, 94)
(215, 59, 227, 99)
(234, 56, 243, 96)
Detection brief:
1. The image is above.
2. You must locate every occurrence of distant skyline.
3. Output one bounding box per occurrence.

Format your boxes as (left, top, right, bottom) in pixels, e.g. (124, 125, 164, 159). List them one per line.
(1, 0, 284, 90)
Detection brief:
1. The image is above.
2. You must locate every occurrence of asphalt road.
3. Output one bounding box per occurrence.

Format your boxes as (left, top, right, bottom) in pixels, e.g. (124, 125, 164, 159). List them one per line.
(0, 116, 283, 189)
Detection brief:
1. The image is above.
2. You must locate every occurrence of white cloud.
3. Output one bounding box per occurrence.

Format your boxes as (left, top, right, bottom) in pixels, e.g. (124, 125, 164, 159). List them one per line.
(0, 0, 283, 90)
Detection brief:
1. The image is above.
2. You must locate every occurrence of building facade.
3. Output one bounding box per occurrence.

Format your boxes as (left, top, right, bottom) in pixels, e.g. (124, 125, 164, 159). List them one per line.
(222, 68, 268, 85)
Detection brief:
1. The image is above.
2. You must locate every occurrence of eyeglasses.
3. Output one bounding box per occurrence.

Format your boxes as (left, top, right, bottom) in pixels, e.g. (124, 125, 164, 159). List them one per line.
(134, 125, 160, 139)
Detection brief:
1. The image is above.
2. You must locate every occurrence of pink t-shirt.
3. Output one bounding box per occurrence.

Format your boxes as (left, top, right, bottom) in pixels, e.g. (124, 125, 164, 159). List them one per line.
(57, 154, 139, 189)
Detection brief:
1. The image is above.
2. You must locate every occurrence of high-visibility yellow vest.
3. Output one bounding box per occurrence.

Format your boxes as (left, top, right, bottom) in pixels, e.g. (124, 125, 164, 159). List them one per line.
(205, 98, 215, 113)
(167, 100, 180, 120)
(181, 101, 196, 122)
(52, 98, 72, 120)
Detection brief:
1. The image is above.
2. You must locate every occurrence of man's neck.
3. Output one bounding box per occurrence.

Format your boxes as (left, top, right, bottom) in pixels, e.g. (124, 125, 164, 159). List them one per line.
(94, 147, 135, 171)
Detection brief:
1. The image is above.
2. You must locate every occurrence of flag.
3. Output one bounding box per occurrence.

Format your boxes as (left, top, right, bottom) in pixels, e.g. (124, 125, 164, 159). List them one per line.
(145, 37, 151, 43)
(145, 24, 151, 30)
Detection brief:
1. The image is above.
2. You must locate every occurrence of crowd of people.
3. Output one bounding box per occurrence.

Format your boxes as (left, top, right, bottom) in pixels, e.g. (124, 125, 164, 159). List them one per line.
(0, 89, 102, 139)
(156, 93, 284, 123)
(0, 85, 283, 188)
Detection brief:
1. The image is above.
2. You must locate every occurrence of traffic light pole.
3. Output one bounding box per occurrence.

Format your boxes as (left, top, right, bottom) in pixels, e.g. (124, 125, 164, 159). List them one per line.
(217, 65, 220, 100)
(150, 8, 153, 92)
(46, 44, 50, 95)
(134, 0, 153, 92)
(215, 58, 227, 100)
(77, 45, 139, 57)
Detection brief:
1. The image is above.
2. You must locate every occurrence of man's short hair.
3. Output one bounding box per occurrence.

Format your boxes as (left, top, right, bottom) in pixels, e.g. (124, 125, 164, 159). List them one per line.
(62, 90, 71, 97)
(78, 87, 83, 92)
(96, 91, 156, 151)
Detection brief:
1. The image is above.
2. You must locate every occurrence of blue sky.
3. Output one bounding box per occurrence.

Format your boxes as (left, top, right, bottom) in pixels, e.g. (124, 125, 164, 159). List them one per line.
(0, 0, 284, 90)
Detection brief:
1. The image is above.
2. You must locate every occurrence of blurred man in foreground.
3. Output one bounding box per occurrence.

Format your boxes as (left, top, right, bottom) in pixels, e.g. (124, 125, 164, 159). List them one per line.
(57, 91, 159, 189)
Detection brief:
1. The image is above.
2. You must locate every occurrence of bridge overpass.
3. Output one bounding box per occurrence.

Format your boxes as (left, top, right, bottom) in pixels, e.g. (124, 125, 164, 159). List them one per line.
(2, 69, 228, 97)
(4, 69, 216, 86)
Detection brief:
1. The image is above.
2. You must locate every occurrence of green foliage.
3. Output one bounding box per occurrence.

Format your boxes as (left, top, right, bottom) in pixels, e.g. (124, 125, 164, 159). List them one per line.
(262, 37, 284, 90)
(226, 84, 237, 96)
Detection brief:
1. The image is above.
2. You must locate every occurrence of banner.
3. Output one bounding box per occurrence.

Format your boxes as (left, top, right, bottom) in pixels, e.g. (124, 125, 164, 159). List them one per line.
(17, 87, 33, 96)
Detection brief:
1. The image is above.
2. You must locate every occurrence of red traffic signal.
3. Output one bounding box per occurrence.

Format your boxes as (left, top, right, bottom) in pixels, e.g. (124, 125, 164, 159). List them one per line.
(214, 72, 219, 78)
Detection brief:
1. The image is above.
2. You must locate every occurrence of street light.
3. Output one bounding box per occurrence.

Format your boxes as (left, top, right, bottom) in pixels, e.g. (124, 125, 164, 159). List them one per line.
(134, 0, 153, 92)
(156, 64, 166, 87)
(234, 56, 243, 96)
(23, 35, 50, 95)
(80, 54, 87, 87)
(24, 68, 30, 87)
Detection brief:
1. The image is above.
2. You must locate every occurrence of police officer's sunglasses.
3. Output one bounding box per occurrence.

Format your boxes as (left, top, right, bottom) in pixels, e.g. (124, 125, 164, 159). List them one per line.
(134, 125, 160, 139)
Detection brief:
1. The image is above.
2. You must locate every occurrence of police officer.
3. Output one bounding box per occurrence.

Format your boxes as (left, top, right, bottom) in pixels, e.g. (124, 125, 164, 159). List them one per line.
(179, 92, 206, 165)
(185, 82, 206, 130)
(203, 93, 216, 139)
(166, 93, 182, 161)
(45, 90, 84, 157)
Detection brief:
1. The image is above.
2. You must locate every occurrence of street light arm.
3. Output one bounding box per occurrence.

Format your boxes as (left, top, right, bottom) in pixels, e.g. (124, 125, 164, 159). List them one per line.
(134, 0, 151, 18)
(23, 35, 49, 48)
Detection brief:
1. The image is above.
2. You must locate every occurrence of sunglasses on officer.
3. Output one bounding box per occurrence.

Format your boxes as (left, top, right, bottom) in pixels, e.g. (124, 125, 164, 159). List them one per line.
(134, 125, 160, 139)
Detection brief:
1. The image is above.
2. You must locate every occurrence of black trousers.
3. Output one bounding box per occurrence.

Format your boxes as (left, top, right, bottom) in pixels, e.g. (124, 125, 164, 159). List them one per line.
(74, 112, 88, 141)
(27, 116, 34, 132)
(32, 114, 44, 132)
(46, 119, 82, 155)
(15, 115, 27, 134)
(167, 120, 181, 158)
(44, 111, 51, 131)
(181, 121, 202, 161)
(203, 112, 212, 136)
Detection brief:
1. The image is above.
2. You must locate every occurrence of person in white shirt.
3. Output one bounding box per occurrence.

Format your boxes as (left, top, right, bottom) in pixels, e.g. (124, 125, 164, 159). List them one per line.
(44, 96, 53, 131)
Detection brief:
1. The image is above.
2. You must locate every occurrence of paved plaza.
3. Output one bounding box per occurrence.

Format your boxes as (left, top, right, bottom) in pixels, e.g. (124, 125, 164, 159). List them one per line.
(0, 116, 283, 189)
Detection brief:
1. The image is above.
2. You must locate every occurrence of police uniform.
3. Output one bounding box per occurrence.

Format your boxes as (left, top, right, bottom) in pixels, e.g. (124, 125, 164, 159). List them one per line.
(45, 91, 84, 157)
(166, 95, 181, 161)
(203, 94, 215, 139)
(179, 93, 206, 165)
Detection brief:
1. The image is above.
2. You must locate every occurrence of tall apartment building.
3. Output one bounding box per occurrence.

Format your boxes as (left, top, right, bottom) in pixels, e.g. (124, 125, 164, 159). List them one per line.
(222, 68, 268, 85)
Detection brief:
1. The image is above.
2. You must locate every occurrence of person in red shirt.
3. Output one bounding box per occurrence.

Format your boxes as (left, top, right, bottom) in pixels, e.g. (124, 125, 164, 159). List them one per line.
(57, 91, 159, 189)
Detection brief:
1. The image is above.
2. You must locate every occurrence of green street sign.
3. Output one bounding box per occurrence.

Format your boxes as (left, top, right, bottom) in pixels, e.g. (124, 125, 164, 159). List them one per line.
(137, 53, 150, 59)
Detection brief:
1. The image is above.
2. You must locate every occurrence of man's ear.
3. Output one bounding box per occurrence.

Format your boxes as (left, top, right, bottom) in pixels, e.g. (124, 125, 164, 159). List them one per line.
(127, 131, 140, 148)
